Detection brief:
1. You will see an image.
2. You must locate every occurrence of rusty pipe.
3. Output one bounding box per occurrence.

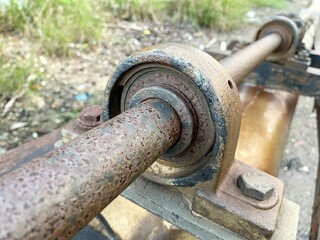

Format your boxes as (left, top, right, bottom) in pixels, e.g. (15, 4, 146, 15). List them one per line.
(0, 99, 180, 240)
(220, 33, 283, 85)
(216, 33, 297, 176)
(234, 0, 320, 176)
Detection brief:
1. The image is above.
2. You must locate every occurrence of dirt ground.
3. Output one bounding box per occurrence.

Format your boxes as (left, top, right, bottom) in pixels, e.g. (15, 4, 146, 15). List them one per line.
(0, 1, 318, 239)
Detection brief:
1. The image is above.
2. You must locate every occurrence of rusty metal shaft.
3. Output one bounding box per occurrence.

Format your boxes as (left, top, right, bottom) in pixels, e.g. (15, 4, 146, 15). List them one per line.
(220, 33, 282, 85)
(0, 99, 180, 240)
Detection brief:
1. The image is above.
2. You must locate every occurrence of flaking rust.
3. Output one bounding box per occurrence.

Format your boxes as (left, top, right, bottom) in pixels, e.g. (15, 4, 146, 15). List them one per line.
(0, 100, 180, 240)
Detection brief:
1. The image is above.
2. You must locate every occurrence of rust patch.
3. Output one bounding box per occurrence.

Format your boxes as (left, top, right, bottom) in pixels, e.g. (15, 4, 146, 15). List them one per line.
(0, 129, 61, 177)
(193, 160, 284, 240)
(76, 105, 102, 130)
(102, 43, 242, 187)
(0, 100, 180, 240)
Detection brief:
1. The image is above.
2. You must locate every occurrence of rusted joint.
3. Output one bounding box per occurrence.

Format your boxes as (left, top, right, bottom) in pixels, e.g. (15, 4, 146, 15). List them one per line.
(102, 43, 242, 187)
(76, 105, 102, 130)
(256, 14, 305, 62)
(193, 160, 284, 240)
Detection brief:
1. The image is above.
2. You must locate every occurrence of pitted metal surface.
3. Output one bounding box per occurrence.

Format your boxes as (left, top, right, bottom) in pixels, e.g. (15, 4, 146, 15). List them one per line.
(119, 65, 215, 182)
(122, 174, 298, 240)
(193, 160, 284, 240)
(220, 33, 282, 85)
(0, 100, 180, 240)
(128, 85, 196, 157)
(76, 105, 102, 130)
(102, 43, 242, 186)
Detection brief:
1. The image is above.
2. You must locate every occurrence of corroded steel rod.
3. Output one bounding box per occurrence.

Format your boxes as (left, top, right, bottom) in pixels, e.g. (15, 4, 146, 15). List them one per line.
(220, 33, 282, 85)
(0, 99, 180, 240)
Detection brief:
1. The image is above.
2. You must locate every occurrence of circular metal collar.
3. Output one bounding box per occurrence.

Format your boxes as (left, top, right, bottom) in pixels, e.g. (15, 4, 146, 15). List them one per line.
(102, 44, 241, 186)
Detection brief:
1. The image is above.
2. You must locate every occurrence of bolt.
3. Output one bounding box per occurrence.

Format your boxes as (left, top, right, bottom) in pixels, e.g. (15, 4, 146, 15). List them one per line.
(76, 105, 102, 130)
(295, 49, 309, 62)
(237, 171, 274, 201)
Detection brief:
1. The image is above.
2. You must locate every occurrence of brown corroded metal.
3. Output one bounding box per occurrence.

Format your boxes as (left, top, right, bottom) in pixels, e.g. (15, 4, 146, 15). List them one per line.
(206, 46, 299, 176)
(76, 105, 102, 130)
(255, 14, 305, 62)
(102, 43, 242, 186)
(0, 99, 180, 240)
(192, 160, 284, 240)
(237, 171, 275, 201)
(220, 33, 282, 85)
(235, 84, 298, 176)
(0, 129, 61, 177)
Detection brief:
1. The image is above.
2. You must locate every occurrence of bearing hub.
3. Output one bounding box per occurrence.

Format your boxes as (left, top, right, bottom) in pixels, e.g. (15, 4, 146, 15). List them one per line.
(102, 44, 241, 186)
(256, 14, 305, 61)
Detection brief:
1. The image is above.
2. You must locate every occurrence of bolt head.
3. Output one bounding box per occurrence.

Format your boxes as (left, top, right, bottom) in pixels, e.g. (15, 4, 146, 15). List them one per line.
(77, 105, 101, 130)
(237, 171, 274, 201)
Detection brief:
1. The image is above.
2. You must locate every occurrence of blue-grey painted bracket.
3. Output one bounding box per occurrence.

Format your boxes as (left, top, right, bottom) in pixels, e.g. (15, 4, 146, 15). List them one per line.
(122, 177, 242, 240)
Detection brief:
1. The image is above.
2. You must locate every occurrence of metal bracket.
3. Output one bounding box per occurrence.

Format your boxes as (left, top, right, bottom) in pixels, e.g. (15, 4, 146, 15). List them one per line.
(121, 161, 299, 240)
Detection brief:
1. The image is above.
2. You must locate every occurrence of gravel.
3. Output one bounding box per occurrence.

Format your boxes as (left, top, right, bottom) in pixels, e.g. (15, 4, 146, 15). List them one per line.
(280, 96, 318, 240)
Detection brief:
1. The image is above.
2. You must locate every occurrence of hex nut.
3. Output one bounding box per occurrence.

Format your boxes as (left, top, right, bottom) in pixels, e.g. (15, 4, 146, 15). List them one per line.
(77, 105, 101, 130)
(237, 171, 274, 201)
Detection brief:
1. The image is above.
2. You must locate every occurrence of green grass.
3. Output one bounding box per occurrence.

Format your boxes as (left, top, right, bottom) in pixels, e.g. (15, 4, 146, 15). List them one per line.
(0, 0, 285, 98)
(0, 0, 104, 99)
(0, 0, 104, 56)
(169, 0, 250, 30)
(107, 0, 287, 30)
(0, 0, 285, 57)
(251, 0, 286, 9)
(0, 55, 41, 99)
(106, 0, 168, 21)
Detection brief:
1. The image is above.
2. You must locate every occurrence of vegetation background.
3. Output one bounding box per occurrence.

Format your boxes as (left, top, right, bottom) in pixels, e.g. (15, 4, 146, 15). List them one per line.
(0, 0, 284, 99)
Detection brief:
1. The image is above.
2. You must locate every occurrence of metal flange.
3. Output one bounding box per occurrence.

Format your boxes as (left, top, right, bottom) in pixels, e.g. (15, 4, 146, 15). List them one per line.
(256, 14, 305, 62)
(102, 44, 241, 186)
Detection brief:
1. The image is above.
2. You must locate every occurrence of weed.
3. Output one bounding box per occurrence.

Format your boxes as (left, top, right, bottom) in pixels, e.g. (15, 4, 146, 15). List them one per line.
(106, 0, 168, 22)
(169, 0, 250, 30)
(106, 0, 286, 30)
(0, 47, 41, 99)
(251, 0, 286, 9)
(0, 0, 104, 56)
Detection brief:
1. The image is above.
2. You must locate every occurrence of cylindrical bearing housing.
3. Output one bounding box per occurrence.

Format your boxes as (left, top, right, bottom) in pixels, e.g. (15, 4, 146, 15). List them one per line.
(256, 14, 305, 61)
(102, 44, 241, 186)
